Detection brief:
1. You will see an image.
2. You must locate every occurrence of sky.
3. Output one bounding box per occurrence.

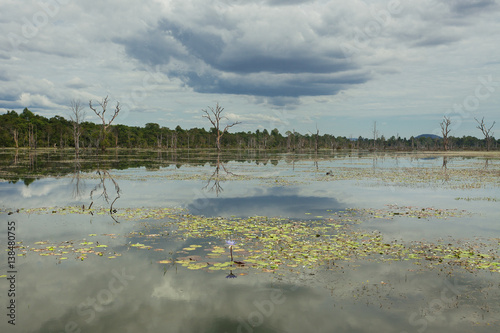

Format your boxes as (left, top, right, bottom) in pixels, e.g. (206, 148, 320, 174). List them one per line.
(1, 0, 500, 139)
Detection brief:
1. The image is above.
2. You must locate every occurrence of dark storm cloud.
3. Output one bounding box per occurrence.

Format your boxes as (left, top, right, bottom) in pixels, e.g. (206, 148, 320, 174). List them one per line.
(172, 68, 370, 98)
(448, 0, 498, 15)
(0, 93, 18, 101)
(391, 0, 499, 49)
(113, 29, 183, 67)
(116, 14, 367, 101)
(157, 18, 226, 66)
(412, 33, 461, 47)
(215, 53, 351, 74)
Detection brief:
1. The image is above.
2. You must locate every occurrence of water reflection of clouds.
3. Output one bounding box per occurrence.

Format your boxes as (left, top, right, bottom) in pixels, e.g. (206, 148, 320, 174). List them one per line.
(20, 182, 57, 198)
(0, 178, 75, 208)
(188, 186, 346, 218)
(6, 253, 495, 333)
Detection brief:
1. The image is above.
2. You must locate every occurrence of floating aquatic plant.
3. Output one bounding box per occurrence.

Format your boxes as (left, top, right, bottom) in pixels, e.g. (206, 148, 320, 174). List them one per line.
(9, 203, 500, 275)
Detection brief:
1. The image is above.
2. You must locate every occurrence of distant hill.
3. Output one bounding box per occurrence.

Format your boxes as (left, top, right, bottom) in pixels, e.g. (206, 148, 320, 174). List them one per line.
(416, 134, 442, 139)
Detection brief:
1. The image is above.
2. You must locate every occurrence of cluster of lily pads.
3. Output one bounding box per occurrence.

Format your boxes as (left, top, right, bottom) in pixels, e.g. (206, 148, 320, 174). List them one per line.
(320, 166, 500, 190)
(155, 211, 499, 274)
(7, 204, 499, 276)
(352, 204, 471, 220)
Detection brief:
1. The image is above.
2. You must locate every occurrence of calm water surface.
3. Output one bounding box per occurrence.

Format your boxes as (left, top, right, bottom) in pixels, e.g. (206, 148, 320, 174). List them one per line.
(0, 149, 499, 333)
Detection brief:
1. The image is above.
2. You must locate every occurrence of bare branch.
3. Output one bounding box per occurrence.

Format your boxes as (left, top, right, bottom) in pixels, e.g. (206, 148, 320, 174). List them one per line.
(223, 121, 242, 133)
(70, 99, 86, 155)
(104, 102, 120, 131)
(488, 121, 496, 132)
(89, 96, 121, 150)
(475, 117, 496, 151)
(440, 116, 451, 151)
(89, 95, 108, 118)
(70, 99, 86, 123)
(202, 102, 240, 151)
(202, 108, 217, 128)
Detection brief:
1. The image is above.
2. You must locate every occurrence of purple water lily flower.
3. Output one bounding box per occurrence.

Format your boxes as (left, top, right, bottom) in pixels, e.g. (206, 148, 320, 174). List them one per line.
(226, 240, 235, 261)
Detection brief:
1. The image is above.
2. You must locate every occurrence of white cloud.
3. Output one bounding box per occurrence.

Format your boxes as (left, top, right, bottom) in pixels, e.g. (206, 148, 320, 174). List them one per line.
(65, 77, 89, 89)
(18, 92, 59, 108)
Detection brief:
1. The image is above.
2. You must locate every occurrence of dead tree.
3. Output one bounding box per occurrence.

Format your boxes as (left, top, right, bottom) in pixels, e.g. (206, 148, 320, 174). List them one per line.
(372, 121, 378, 149)
(286, 131, 293, 151)
(69, 99, 86, 156)
(28, 123, 36, 150)
(89, 96, 120, 151)
(440, 116, 451, 151)
(12, 129, 19, 148)
(475, 117, 496, 151)
(315, 125, 319, 152)
(202, 103, 241, 151)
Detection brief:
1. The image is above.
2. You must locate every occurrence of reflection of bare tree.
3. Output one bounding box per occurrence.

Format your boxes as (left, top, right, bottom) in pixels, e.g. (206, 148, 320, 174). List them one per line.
(483, 159, 489, 169)
(441, 156, 450, 183)
(203, 152, 234, 196)
(89, 169, 121, 222)
(442, 156, 448, 169)
(371, 153, 379, 174)
(13, 149, 19, 165)
(29, 150, 37, 171)
(71, 158, 84, 199)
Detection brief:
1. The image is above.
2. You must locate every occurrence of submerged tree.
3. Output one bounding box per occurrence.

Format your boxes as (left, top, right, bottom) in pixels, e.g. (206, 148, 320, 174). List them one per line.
(89, 96, 120, 151)
(69, 99, 86, 156)
(202, 103, 241, 151)
(440, 116, 451, 151)
(475, 117, 495, 151)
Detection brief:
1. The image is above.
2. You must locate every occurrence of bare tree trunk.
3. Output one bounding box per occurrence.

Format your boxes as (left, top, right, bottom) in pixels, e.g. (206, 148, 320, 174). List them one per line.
(170, 133, 177, 150)
(475, 117, 496, 151)
(202, 103, 241, 151)
(13, 129, 19, 148)
(70, 99, 86, 156)
(440, 116, 451, 151)
(28, 124, 35, 150)
(315, 127, 319, 152)
(89, 96, 120, 152)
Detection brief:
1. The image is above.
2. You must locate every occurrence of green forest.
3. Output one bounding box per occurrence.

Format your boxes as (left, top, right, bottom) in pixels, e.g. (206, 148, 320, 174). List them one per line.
(0, 108, 498, 151)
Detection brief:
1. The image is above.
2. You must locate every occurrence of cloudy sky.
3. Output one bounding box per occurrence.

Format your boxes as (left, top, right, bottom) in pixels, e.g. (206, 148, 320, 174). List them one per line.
(1, 0, 499, 138)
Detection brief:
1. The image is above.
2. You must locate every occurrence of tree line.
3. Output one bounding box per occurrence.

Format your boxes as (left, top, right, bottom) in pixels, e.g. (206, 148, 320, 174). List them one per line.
(0, 107, 498, 151)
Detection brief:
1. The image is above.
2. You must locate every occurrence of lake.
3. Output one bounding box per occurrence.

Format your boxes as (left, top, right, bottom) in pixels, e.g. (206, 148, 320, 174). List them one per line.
(1, 149, 499, 333)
